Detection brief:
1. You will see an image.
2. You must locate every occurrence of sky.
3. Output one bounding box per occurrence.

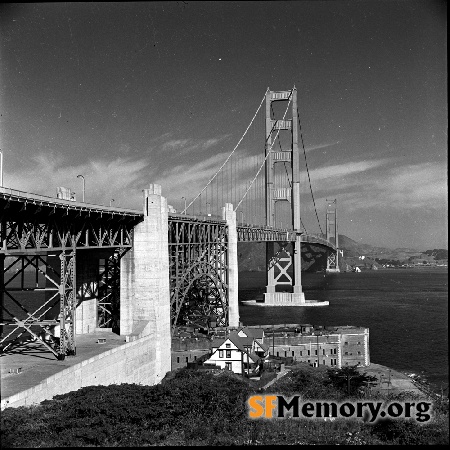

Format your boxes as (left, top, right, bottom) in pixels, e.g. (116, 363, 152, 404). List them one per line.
(0, 1, 447, 250)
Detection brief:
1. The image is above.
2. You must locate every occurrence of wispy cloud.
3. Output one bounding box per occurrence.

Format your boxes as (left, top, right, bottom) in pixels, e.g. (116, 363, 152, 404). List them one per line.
(304, 141, 341, 152)
(158, 135, 231, 156)
(306, 160, 447, 212)
(6, 152, 152, 209)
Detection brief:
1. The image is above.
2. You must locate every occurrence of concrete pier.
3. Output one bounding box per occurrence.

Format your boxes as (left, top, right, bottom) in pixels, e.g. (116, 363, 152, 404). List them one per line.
(223, 203, 239, 327)
(120, 184, 171, 385)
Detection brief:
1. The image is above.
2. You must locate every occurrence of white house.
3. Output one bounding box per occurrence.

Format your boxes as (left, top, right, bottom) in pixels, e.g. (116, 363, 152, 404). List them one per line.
(203, 330, 269, 375)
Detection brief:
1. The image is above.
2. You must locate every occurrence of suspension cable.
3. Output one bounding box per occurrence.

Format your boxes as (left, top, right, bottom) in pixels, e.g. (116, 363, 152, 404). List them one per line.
(182, 88, 269, 214)
(234, 89, 293, 211)
(297, 105, 323, 234)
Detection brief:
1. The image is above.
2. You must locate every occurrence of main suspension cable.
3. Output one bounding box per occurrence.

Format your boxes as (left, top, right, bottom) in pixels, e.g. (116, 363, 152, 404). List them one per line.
(297, 105, 323, 235)
(182, 88, 269, 214)
(234, 89, 293, 212)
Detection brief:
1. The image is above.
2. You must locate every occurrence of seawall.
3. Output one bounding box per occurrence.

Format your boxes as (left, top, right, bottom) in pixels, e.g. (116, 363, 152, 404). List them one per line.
(1, 331, 159, 410)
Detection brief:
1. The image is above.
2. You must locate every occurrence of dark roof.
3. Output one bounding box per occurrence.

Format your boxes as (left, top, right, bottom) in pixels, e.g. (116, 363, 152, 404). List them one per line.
(256, 341, 270, 352)
(239, 327, 264, 339)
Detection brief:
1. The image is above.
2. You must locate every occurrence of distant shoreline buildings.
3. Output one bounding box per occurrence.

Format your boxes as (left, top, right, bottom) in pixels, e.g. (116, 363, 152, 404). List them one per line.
(171, 324, 370, 375)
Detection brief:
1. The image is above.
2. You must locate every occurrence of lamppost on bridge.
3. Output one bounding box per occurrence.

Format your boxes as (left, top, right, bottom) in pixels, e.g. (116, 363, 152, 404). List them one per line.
(206, 202, 211, 217)
(77, 174, 85, 202)
(0, 149, 3, 187)
(181, 196, 187, 214)
(239, 210, 244, 224)
(110, 199, 115, 207)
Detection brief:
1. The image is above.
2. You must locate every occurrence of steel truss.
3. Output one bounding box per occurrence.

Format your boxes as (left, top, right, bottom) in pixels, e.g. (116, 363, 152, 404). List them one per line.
(267, 242, 295, 288)
(0, 191, 141, 358)
(237, 225, 297, 242)
(1, 251, 76, 359)
(0, 188, 140, 253)
(327, 251, 338, 271)
(169, 217, 229, 333)
(97, 249, 128, 331)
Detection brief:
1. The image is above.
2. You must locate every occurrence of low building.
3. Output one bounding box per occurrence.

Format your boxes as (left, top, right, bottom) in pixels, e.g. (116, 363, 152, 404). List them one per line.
(266, 325, 370, 368)
(203, 329, 269, 376)
(171, 325, 370, 372)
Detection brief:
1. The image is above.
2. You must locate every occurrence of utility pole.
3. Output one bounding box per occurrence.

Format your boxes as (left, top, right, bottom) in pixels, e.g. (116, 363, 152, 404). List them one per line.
(0, 150, 3, 187)
(77, 175, 85, 202)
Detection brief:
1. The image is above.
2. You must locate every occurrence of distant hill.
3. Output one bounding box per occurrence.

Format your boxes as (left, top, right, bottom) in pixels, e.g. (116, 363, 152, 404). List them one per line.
(237, 235, 447, 273)
(338, 235, 448, 264)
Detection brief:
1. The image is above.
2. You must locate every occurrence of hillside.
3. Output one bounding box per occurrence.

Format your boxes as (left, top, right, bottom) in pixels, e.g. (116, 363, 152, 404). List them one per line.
(237, 236, 448, 272)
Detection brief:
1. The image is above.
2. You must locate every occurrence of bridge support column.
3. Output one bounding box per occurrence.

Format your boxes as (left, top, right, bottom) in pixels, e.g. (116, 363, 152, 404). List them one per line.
(265, 242, 276, 293)
(223, 203, 239, 327)
(264, 236, 305, 306)
(293, 234, 306, 302)
(120, 184, 171, 384)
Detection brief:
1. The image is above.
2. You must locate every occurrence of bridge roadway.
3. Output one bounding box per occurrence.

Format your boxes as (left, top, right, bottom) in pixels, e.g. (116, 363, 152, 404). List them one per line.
(0, 187, 336, 250)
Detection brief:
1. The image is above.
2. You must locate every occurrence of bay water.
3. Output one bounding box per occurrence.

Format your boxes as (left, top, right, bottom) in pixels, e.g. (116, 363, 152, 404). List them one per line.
(238, 268, 448, 393)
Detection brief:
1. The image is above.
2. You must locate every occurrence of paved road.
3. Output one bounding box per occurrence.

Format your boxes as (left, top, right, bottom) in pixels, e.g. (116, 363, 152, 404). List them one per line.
(358, 363, 427, 397)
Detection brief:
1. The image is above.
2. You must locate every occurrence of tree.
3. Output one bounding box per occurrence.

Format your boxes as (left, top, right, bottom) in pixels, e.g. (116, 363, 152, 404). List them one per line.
(327, 365, 377, 396)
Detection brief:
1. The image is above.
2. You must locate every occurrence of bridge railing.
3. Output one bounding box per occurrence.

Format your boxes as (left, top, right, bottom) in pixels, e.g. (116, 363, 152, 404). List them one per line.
(301, 233, 337, 251)
(0, 187, 141, 217)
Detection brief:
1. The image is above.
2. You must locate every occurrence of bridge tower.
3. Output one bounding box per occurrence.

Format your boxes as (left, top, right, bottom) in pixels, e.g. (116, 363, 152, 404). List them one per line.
(264, 87, 305, 305)
(325, 199, 340, 273)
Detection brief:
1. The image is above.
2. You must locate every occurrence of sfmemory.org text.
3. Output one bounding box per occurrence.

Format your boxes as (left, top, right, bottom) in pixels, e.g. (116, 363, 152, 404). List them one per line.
(247, 395, 433, 423)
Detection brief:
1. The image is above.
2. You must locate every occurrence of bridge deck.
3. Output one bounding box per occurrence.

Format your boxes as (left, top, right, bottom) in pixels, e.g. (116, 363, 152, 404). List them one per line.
(1, 187, 336, 249)
(0, 187, 142, 218)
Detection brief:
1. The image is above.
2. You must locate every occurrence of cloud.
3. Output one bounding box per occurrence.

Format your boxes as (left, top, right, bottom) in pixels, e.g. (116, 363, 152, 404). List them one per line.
(158, 135, 231, 156)
(304, 141, 341, 152)
(307, 159, 391, 185)
(6, 152, 152, 209)
(307, 161, 447, 212)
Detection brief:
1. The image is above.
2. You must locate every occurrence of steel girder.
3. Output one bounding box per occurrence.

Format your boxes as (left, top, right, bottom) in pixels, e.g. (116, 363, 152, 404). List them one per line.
(301, 233, 337, 251)
(168, 218, 229, 333)
(327, 251, 338, 271)
(0, 251, 76, 359)
(96, 249, 128, 331)
(237, 225, 297, 242)
(0, 190, 141, 254)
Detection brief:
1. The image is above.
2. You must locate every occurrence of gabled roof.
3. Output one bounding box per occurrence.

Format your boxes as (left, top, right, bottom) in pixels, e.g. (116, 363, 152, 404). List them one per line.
(238, 327, 264, 339)
(256, 341, 270, 352)
(245, 352, 260, 364)
(209, 332, 261, 363)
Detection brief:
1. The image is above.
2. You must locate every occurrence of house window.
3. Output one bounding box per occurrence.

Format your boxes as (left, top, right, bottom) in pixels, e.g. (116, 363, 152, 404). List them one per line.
(344, 352, 349, 355)
(357, 351, 361, 355)
(292, 351, 295, 356)
(194, 356, 197, 360)
(344, 342, 348, 345)
(226, 343, 231, 348)
(307, 350, 310, 356)
(219, 350, 224, 358)
(300, 351, 303, 356)
(284, 351, 287, 357)
(177, 357, 180, 363)
(323, 349, 326, 355)
(315, 350, 318, 355)
(186, 357, 189, 362)
(276, 352, 279, 357)
(226, 350, 231, 358)
(225, 362, 232, 371)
